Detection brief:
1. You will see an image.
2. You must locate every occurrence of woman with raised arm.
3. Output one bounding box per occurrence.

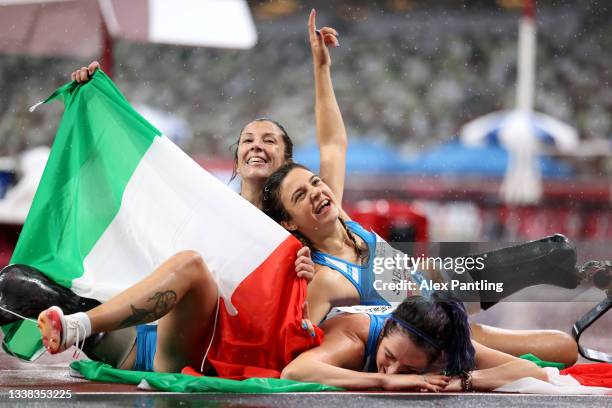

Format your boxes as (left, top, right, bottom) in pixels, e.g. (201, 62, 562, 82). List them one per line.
(262, 162, 579, 366)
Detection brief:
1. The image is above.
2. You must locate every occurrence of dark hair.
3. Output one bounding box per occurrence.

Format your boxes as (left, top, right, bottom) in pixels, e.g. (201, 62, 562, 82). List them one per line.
(262, 162, 307, 223)
(263, 163, 367, 261)
(230, 118, 294, 182)
(383, 293, 475, 375)
(262, 162, 314, 248)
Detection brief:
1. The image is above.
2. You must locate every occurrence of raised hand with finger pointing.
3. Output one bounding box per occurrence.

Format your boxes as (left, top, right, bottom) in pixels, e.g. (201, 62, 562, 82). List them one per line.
(309, 9, 339, 71)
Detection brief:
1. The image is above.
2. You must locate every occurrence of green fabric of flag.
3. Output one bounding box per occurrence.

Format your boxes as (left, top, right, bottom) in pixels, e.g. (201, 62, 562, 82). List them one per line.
(520, 353, 567, 369)
(12, 71, 159, 283)
(2, 71, 160, 360)
(70, 360, 343, 393)
(1, 70, 315, 381)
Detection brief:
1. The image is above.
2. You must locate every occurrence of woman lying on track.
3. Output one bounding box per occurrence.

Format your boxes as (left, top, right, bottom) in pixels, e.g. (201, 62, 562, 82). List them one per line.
(262, 162, 579, 366)
(36, 248, 279, 373)
(282, 293, 548, 391)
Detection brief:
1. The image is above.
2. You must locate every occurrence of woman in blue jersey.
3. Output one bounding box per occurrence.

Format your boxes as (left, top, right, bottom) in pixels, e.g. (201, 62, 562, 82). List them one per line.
(262, 162, 579, 366)
(282, 293, 548, 391)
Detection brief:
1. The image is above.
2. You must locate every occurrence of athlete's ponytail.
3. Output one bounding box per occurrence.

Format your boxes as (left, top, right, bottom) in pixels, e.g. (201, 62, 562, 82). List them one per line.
(437, 296, 475, 374)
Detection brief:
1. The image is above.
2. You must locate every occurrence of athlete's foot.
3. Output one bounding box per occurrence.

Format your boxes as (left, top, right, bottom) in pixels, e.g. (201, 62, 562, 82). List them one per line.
(37, 306, 89, 356)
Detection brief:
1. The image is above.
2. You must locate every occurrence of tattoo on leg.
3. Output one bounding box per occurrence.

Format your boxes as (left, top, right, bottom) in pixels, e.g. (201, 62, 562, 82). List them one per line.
(118, 290, 177, 328)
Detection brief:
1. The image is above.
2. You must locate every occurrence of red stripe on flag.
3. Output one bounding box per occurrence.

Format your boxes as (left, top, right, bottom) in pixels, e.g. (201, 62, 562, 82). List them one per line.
(561, 363, 612, 388)
(206, 236, 323, 379)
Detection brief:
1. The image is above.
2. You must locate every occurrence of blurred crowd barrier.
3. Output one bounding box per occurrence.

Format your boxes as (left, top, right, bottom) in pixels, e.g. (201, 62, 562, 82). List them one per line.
(346, 198, 612, 243)
(0, 2, 610, 267)
(0, 2, 610, 158)
(424, 201, 612, 242)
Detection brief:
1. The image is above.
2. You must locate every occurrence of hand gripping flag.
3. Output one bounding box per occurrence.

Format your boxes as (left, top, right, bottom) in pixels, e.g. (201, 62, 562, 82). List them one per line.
(2, 71, 321, 378)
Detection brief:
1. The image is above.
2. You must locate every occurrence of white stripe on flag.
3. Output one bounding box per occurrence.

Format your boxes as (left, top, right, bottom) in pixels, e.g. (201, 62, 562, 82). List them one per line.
(495, 367, 612, 395)
(75, 136, 289, 314)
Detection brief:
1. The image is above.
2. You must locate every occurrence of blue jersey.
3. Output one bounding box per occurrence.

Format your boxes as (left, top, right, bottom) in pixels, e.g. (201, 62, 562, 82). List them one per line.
(312, 221, 388, 306)
(312, 220, 432, 307)
(325, 306, 392, 373)
(362, 313, 389, 372)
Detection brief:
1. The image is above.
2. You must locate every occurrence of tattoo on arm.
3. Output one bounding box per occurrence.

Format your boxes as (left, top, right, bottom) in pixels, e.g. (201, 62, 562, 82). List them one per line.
(118, 290, 177, 328)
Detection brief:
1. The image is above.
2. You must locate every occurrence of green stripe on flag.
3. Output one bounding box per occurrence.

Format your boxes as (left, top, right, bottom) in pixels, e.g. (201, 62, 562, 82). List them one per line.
(2, 70, 161, 360)
(519, 353, 567, 369)
(12, 70, 160, 283)
(71, 360, 343, 393)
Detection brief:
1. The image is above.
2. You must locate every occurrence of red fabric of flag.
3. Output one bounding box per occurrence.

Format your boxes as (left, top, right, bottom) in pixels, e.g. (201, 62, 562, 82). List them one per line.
(561, 363, 612, 388)
(200, 236, 322, 379)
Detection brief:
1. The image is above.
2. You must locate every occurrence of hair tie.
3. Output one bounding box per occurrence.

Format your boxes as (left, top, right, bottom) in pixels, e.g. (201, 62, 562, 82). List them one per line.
(388, 315, 440, 350)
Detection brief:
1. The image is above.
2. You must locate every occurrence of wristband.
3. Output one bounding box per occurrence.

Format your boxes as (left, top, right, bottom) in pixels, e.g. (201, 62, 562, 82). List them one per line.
(461, 371, 473, 392)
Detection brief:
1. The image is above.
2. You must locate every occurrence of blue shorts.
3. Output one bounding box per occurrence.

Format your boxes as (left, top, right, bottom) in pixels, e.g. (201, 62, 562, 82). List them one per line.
(133, 325, 157, 372)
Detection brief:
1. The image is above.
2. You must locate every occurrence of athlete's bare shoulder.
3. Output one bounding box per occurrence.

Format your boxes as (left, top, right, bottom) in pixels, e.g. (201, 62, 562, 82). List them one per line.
(312, 264, 360, 297)
(320, 311, 370, 345)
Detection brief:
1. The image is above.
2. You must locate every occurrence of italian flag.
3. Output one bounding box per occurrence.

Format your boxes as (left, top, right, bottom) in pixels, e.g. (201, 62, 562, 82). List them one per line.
(2, 71, 320, 378)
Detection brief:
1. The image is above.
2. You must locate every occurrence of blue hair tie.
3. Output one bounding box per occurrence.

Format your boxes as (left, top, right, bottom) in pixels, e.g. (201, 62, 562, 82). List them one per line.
(388, 316, 440, 350)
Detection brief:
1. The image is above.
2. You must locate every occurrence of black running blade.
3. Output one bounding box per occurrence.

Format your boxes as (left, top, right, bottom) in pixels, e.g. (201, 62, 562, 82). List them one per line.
(572, 294, 612, 363)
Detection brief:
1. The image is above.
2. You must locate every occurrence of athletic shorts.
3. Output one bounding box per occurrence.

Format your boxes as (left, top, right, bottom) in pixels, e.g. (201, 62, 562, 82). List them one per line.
(133, 324, 157, 372)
